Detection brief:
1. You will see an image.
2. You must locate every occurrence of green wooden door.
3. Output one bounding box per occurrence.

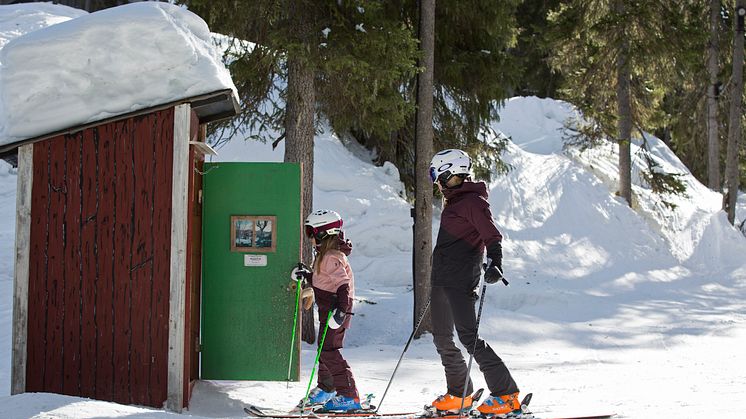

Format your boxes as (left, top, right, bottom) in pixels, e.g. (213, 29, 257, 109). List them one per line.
(201, 162, 301, 380)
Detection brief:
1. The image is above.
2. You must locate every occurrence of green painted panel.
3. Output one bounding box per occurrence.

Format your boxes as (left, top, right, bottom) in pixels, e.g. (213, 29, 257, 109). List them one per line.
(201, 162, 301, 381)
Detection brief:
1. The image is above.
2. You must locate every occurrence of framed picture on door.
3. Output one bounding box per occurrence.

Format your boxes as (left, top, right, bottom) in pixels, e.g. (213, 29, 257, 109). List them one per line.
(230, 215, 277, 252)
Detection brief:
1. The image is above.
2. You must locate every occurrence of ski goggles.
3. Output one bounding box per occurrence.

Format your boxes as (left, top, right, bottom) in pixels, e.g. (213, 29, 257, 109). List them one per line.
(430, 167, 457, 185)
(429, 167, 438, 183)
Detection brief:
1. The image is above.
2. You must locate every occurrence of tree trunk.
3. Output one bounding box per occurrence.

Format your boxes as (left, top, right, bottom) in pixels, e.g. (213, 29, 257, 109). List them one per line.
(285, 0, 317, 344)
(724, 1, 745, 224)
(413, 0, 435, 338)
(707, 0, 721, 191)
(616, 1, 632, 206)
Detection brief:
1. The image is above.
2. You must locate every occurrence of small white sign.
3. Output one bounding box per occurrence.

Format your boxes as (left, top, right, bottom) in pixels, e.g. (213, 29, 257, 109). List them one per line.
(244, 254, 267, 267)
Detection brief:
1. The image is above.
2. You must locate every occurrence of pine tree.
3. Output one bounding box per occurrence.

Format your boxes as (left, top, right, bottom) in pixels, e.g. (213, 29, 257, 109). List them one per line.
(180, 0, 420, 341)
(413, 0, 435, 338)
(332, 0, 520, 192)
(707, 0, 723, 190)
(724, 0, 745, 224)
(548, 0, 702, 206)
(512, 0, 563, 98)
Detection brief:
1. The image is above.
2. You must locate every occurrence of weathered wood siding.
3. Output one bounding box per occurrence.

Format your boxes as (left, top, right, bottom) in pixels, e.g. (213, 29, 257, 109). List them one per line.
(26, 108, 175, 408)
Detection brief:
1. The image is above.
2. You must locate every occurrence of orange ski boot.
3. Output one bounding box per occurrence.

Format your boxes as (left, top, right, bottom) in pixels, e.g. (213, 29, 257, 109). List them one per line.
(476, 392, 522, 416)
(431, 393, 474, 413)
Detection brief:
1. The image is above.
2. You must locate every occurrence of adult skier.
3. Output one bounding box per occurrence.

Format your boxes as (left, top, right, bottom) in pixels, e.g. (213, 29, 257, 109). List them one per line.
(428, 149, 522, 417)
(297, 210, 362, 412)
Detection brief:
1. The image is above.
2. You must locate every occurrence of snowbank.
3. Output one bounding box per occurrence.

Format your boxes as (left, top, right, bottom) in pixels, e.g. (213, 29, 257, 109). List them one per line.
(495, 96, 742, 265)
(0, 2, 237, 145)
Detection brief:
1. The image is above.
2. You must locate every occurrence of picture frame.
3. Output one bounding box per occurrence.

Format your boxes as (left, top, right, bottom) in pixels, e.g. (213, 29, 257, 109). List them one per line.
(230, 215, 277, 253)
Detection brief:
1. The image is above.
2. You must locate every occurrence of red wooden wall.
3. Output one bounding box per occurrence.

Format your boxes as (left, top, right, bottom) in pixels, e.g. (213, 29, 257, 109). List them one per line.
(26, 108, 175, 407)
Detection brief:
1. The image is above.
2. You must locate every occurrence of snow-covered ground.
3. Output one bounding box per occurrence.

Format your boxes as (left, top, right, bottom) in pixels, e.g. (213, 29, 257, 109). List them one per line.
(1, 3, 746, 419)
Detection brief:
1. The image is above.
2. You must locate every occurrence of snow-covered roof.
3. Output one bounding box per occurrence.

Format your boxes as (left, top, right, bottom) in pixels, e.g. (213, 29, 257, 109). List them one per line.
(0, 2, 86, 51)
(0, 2, 238, 148)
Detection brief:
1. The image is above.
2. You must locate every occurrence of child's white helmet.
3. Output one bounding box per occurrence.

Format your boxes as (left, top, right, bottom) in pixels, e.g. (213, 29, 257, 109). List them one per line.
(429, 149, 472, 183)
(304, 209, 343, 239)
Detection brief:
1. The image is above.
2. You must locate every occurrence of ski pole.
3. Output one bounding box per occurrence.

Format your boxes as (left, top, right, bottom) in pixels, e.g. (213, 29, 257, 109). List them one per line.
(286, 269, 304, 388)
(374, 297, 432, 413)
(458, 263, 506, 414)
(300, 310, 334, 412)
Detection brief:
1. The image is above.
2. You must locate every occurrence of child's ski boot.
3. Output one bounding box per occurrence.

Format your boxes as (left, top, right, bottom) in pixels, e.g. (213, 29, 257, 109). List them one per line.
(476, 392, 523, 417)
(319, 394, 362, 412)
(295, 387, 336, 411)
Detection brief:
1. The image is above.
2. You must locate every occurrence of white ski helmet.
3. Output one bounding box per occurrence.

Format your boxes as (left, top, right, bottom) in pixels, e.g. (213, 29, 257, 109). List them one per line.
(429, 149, 472, 183)
(304, 209, 343, 239)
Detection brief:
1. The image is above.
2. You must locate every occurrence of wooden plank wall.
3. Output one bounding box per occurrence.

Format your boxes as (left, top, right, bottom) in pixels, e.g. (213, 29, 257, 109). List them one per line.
(26, 107, 175, 408)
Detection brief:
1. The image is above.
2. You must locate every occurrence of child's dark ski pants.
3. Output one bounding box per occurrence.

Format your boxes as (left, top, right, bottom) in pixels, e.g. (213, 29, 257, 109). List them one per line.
(431, 285, 519, 398)
(317, 312, 358, 399)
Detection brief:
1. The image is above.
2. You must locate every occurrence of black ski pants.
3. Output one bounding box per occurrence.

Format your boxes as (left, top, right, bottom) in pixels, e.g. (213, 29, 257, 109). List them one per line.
(431, 285, 519, 398)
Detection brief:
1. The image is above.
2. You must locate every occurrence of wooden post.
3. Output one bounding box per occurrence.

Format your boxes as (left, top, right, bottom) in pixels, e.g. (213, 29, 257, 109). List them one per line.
(12, 144, 33, 395)
(167, 104, 190, 412)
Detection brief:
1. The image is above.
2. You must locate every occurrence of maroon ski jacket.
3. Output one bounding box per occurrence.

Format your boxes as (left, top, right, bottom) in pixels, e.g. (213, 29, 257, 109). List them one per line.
(432, 181, 503, 288)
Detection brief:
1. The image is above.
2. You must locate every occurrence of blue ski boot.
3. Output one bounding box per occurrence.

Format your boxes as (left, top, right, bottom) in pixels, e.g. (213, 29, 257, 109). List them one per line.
(302, 387, 336, 407)
(321, 394, 362, 412)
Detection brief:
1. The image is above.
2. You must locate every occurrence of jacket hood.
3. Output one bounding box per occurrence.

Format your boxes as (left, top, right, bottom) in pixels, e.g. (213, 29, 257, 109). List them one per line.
(441, 180, 489, 202)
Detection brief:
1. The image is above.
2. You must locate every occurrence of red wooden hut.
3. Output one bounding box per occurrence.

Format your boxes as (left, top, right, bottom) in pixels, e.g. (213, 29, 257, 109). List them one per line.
(5, 91, 238, 411)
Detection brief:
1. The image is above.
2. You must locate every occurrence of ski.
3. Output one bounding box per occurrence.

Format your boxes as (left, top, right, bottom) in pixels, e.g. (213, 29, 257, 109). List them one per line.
(244, 408, 612, 419)
(537, 415, 614, 419)
(244, 391, 613, 419)
(244, 405, 417, 418)
(244, 389, 484, 419)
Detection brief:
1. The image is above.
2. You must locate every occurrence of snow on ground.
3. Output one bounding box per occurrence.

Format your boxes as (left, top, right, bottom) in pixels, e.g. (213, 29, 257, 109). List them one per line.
(0, 161, 16, 399)
(1, 4, 746, 419)
(187, 99, 746, 419)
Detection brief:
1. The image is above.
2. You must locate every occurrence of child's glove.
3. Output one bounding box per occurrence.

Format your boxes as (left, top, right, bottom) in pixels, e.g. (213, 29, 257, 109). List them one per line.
(328, 308, 353, 329)
(291, 263, 313, 283)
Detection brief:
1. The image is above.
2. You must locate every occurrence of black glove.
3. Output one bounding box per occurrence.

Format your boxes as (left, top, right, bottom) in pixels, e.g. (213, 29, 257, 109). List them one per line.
(485, 241, 506, 285)
(484, 263, 504, 284)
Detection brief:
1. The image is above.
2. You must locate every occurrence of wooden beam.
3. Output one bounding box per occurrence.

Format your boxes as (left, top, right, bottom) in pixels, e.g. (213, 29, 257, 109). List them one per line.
(167, 104, 190, 412)
(12, 144, 33, 394)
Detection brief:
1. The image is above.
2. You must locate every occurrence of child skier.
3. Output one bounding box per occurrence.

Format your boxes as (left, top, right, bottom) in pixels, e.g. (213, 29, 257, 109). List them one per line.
(427, 149, 522, 417)
(298, 209, 361, 412)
